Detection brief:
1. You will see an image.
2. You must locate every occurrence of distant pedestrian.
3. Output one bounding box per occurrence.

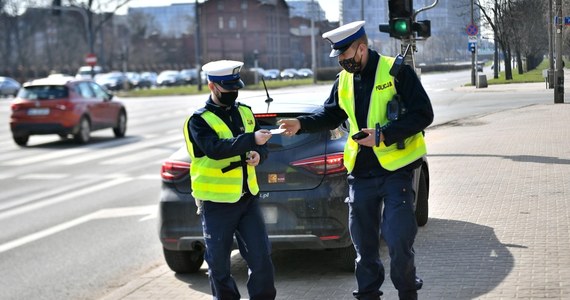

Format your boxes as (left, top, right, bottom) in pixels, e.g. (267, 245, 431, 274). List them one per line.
(183, 60, 276, 300)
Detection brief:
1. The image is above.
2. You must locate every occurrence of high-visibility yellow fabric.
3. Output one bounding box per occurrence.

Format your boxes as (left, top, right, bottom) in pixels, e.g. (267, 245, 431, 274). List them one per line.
(183, 105, 259, 202)
(338, 56, 426, 172)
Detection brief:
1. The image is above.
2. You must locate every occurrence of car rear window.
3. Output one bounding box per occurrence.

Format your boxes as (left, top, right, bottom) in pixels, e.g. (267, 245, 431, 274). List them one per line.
(18, 85, 68, 100)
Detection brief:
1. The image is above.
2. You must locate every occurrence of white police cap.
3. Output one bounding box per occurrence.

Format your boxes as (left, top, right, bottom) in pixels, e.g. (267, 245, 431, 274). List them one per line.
(202, 60, 245, 90)
(322, 21, 366, 57)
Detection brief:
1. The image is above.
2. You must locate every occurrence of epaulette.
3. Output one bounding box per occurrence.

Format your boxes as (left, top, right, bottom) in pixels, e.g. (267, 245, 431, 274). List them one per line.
(236, 102, 252, 109)
(192, 107, 207, 116)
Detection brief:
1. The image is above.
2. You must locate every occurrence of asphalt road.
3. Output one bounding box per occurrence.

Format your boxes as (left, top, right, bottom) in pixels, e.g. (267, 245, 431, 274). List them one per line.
(0, 70, 553, 300)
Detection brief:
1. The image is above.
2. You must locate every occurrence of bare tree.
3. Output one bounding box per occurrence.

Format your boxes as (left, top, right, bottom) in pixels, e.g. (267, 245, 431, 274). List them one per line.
(515, 0, 548, 71)
(477, 0, 549, 80)
(477, 0, 514, 80)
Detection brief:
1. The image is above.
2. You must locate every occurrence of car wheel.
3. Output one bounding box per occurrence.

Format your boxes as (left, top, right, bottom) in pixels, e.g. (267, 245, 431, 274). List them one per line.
(335, 245, 356, 272)
(13, 135, 29, 146)
(163, 247, 204, 274)
(415, 168, 429, 227)
(113, 111, 127, 138)
(74, 117, 91, 144)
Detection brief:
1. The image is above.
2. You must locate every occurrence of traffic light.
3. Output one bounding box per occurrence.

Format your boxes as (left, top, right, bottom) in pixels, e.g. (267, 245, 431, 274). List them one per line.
(388, 0, 413, 38)
(412, 20, 431, 38)
(390, 18, 411, 37)
(379, 0, 414, 38)
(52, 0, 61, 16)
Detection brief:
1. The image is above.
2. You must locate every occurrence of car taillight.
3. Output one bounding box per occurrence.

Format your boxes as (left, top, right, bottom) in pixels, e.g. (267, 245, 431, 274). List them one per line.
(10, 103, 23, 111)
(254, 113, 277, 118)
(290, 153, 346, 175)
(161, 161, 190, 181)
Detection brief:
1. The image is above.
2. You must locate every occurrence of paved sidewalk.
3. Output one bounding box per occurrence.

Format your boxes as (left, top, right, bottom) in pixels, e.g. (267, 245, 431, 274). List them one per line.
(101, 80, 570, 300)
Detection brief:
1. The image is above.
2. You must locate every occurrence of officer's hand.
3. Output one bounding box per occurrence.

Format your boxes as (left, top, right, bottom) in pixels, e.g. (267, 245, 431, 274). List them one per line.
(246, 151, 260, 166)
(254, 129, 272, 145)
(277, 118, 301, 136)
(354, 128, 380, 147)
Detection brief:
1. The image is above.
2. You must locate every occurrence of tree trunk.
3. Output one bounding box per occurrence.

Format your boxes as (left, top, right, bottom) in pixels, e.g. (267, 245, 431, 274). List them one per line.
(516, 50, 523, 74)
(504, 49, 513, 80)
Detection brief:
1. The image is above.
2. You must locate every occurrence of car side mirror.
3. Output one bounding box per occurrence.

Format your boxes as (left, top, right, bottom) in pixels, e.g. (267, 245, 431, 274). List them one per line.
(106, 93, 114, 101)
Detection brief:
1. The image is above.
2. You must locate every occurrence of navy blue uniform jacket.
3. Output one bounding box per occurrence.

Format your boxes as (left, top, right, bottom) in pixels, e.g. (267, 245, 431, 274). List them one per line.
(297, 49, 434, 177)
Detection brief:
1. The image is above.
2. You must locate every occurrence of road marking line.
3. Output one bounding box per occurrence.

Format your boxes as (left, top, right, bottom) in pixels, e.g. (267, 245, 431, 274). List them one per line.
(0, 177, 132, 221)
(136, 174, 159, 180)
(100, 148, 167, 165)
(0, 137, 139, 166)
(59, 135, 182, 165)
(0, 178, 102, 211)
(0, 205, 156, 254)
(18, 173, 69, 180)
(0, 173, 14, 180)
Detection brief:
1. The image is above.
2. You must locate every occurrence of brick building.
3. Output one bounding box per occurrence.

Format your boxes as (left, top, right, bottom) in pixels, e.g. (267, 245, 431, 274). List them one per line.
(200, 0, 292, 70)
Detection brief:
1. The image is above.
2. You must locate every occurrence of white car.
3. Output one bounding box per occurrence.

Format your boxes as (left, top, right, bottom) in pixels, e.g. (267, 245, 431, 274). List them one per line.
(75, 65, 103, 79)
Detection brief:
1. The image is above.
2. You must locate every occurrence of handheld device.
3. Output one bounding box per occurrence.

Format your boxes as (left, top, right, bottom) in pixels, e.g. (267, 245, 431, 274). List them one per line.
(351, 131, 369, 140)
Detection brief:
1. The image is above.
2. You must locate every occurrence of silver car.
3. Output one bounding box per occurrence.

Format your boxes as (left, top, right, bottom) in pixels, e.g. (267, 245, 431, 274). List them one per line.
(0, 76, 21, 97)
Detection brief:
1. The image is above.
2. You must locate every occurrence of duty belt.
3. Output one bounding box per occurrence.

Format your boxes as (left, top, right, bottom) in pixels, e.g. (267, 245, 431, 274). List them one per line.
(221, 160, 246, 173)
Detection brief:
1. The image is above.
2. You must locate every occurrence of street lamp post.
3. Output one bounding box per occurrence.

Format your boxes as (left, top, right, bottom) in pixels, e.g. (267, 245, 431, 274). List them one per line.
(254, 49, 259, 85)
(194, 1, 202, 91)
(311, 0, 317, 84)
(554, 0, 564, 103)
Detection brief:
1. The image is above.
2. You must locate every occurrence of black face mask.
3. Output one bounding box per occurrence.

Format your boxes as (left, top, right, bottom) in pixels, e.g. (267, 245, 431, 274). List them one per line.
(338, 45, 363, 73)
(215, 86, 238, 106)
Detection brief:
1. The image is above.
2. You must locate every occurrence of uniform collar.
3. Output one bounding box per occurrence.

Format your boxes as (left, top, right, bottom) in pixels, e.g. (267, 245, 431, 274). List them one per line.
(206, 96, 236, 113)
(361, 49, 379, 78)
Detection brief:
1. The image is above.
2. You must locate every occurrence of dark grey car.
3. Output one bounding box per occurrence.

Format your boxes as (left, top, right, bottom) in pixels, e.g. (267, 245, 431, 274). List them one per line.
(158, 92, 430, 273)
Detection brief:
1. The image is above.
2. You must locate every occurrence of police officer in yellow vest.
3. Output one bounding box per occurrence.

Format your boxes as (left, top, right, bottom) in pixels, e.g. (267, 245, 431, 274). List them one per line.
(183, 60, 276, 300)
(279, 21, 433, 300)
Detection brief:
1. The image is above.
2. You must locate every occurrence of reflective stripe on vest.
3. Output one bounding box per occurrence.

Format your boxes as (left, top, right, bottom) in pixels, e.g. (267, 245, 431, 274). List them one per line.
(338, 55, 427, 172)
(183, 105, 259, 202)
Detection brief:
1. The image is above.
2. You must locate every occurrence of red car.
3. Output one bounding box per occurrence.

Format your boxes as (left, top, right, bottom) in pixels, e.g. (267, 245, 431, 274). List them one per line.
(9, 76, 127, 146)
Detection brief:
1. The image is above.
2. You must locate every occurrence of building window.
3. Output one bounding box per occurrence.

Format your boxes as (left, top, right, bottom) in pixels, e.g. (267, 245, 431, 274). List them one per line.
(217, 2, 224, 10)
(229, 16, 237, 29)
(241, 0, 247, 10)
(218, 16, 224, 29)
(243, 19, 247, 29)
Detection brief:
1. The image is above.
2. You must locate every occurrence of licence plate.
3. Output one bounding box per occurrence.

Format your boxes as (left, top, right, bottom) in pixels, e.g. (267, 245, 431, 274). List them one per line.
(261, 206, 278, 224)
(27, 108, 50, 116)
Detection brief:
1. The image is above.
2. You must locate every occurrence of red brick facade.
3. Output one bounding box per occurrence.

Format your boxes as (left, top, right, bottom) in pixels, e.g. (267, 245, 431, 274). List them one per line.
(200, 0, 292, 70)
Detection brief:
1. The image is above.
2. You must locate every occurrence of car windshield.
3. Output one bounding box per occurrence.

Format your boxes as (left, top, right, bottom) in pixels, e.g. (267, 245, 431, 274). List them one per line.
(18, 85, 68, 100)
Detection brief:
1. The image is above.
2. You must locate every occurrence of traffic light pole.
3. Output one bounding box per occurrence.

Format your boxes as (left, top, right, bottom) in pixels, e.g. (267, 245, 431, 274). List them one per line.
(400, 38, 415, 70)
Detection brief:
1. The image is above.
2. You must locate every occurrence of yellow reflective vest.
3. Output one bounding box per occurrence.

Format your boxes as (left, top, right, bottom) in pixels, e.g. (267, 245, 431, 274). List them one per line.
(183, 104, 259, 202)
(338, 55, 427, 172)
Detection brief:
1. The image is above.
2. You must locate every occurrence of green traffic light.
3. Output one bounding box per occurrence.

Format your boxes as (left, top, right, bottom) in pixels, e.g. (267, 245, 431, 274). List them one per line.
(393, 19, 409, 34)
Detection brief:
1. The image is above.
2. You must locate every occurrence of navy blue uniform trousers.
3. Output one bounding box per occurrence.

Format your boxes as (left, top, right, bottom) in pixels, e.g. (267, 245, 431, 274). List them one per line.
(201, 194, 276, 300)
(348, 169, 418, 300)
